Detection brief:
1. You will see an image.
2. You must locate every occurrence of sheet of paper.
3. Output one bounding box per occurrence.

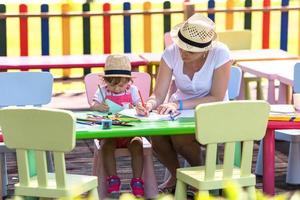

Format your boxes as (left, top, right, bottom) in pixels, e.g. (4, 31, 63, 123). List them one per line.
(270, 104, 295, 115)
(177, 109, 195, 118)
(119, 109, 195, 121)
(105, 99, 124, 114)
(119, 109, 170, 121)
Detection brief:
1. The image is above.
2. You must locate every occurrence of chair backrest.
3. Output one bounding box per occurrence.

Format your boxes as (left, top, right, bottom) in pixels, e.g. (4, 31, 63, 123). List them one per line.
(228, 66, 242, 100)
(0, 72, 53, 107)
(0, 107, 75, 188)
(294, 63, 300, 93)
(217, 30, 252, 50)
(84, 72, 151, 105)
(195, 101, 269, 180)
(164, 32, 173, 48)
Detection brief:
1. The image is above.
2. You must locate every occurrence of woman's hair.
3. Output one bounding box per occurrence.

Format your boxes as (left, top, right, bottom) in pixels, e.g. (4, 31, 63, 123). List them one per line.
(103, 77, 132, 86)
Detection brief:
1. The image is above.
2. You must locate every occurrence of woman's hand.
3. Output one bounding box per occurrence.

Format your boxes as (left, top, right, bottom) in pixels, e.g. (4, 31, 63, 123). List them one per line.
(135, 102, 152, 116)
(157, 102, 178, 115)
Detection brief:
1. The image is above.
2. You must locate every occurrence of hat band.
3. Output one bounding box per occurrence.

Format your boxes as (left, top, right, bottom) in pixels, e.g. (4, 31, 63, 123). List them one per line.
(178, 30, 212, 48)
(105, 70, 131, 76)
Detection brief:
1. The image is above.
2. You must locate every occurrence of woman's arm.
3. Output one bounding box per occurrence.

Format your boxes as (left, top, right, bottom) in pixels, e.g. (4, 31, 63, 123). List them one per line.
(148, 59, 173, 108)
(135, 58, 173, 115)
(178, 60, 232, 109)
(156, 60, 232, 114)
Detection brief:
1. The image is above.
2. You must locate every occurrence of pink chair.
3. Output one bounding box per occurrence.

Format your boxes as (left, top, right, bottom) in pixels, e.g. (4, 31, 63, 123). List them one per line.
(84, 72, 158, 199)
(164, 32, 173, 48)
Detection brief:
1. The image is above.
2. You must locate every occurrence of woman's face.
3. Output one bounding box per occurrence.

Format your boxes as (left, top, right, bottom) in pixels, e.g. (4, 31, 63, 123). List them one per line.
(179, 48, 207, 63)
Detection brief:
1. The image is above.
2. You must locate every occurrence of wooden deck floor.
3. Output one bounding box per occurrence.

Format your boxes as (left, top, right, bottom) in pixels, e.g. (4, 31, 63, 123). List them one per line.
(4, 80, 300, 197)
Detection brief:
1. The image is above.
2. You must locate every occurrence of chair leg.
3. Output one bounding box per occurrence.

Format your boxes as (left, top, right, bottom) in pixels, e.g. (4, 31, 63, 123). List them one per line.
(234, 142, 241, 167)
(142, 151, 158, 199)
(256, 79, 263, 100)
(88, 188, 100, 200)
(255, 141, 263, 176)
(245, 186, 256, 200)
(286, 142, 300, 184)
(196, 191, 209, 199)
(244, 79, 251, 100)
(92, 143, 107, 199)
(0, 152, 8, 197)
(175, 180, 187, 200)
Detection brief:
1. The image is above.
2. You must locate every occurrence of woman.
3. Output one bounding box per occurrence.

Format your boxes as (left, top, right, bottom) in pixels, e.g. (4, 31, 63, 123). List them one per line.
(136, 13, 232, 191)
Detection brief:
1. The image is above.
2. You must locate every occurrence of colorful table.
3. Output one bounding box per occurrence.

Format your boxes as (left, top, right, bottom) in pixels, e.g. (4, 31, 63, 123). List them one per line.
(75, 112, 300, 195)
(76, 117, 195, 140)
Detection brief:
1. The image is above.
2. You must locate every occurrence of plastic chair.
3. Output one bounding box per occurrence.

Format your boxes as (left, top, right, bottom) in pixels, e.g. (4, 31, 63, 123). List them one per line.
(217, 30, 263, 100)
(84, 72, 158, 199)
(228, 66, 242, 100)
(0, 72, 53, 198)
(256, 63, 300, 183)
(0, 107, 99, 199)
(163, 66, 243, 180)
(174, 101, 270, 199)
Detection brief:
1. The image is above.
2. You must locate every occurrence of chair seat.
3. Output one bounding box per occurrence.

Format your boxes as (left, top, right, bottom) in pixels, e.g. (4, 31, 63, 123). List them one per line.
(177, 165, 256, 191)
(275, 130, 300, 142)
(15, 173, 98, 198)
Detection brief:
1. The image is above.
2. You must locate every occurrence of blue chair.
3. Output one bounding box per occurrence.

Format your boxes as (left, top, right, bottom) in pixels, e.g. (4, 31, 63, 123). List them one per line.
(0, 72, 53, 197)
(228, 66, 242, 100)
(255, 63, 300, 183)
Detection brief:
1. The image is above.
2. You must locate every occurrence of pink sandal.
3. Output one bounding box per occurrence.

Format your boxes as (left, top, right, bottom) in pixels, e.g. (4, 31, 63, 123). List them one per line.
(130, 177, 144, 197)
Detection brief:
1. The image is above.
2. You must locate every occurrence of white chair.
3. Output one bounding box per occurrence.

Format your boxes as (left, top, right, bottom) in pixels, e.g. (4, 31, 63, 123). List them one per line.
(84, 72, 158, 199)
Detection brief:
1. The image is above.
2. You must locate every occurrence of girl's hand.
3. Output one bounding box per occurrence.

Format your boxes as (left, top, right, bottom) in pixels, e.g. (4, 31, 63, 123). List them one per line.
(157, 102, 178, 115)
(98, 102, 109, 112)
(135, 102, 152, 116)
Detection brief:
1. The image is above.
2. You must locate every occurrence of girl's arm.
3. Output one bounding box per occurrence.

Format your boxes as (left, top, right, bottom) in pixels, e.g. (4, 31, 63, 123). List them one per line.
(90, 87, 109, 112)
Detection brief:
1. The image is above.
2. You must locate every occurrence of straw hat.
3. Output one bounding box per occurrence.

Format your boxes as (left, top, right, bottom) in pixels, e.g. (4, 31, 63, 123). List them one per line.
(170, 13, 217, 52)
(103, 54, 132, 77)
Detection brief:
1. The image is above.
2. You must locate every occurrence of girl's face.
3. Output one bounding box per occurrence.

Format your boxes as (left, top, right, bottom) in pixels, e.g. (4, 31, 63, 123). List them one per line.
(105, 79, 130, 94)
(179, 48, 207, 63)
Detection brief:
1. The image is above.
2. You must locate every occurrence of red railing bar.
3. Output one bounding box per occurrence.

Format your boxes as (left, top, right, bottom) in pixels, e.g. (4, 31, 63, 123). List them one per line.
(0, 6, 299, 19)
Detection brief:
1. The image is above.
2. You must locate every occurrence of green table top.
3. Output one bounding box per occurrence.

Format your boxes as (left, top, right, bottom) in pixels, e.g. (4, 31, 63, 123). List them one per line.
(76, 111, 195, 139)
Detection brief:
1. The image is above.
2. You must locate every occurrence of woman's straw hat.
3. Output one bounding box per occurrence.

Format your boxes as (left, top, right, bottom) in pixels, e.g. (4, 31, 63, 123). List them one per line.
(170, 13, 217, 52)
(103, 54, 132, 78)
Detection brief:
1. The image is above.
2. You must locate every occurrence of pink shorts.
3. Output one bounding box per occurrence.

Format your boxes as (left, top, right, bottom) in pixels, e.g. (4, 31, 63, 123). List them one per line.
(99, 137, 142, 148)
(116, 138, 132, 148)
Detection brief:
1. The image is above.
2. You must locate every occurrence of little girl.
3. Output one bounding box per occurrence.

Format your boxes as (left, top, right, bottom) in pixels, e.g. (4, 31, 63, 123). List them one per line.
(91, 54, 144, 198)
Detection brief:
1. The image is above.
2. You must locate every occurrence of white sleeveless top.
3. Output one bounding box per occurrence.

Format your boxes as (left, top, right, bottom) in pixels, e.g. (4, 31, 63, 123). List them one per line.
(162, 42, 231, 102)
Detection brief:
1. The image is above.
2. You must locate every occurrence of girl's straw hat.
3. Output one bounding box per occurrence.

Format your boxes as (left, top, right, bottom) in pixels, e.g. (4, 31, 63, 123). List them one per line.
(103, 54, 133, 78)
(170, 13, 217, 52)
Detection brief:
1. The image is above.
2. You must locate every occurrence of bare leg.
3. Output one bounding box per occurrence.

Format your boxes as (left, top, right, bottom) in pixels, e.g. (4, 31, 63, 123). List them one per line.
(151, 136, 180, 187)
(128, 137, 143, 178)
(171, 135, 203, 166)
(101, 139, 117, 176)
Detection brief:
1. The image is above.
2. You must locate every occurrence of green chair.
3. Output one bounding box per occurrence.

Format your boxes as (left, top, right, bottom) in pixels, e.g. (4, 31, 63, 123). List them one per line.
(175, 101, 270, 199)
(0, 107, 99, 199)
(217, 30, 263, 100)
